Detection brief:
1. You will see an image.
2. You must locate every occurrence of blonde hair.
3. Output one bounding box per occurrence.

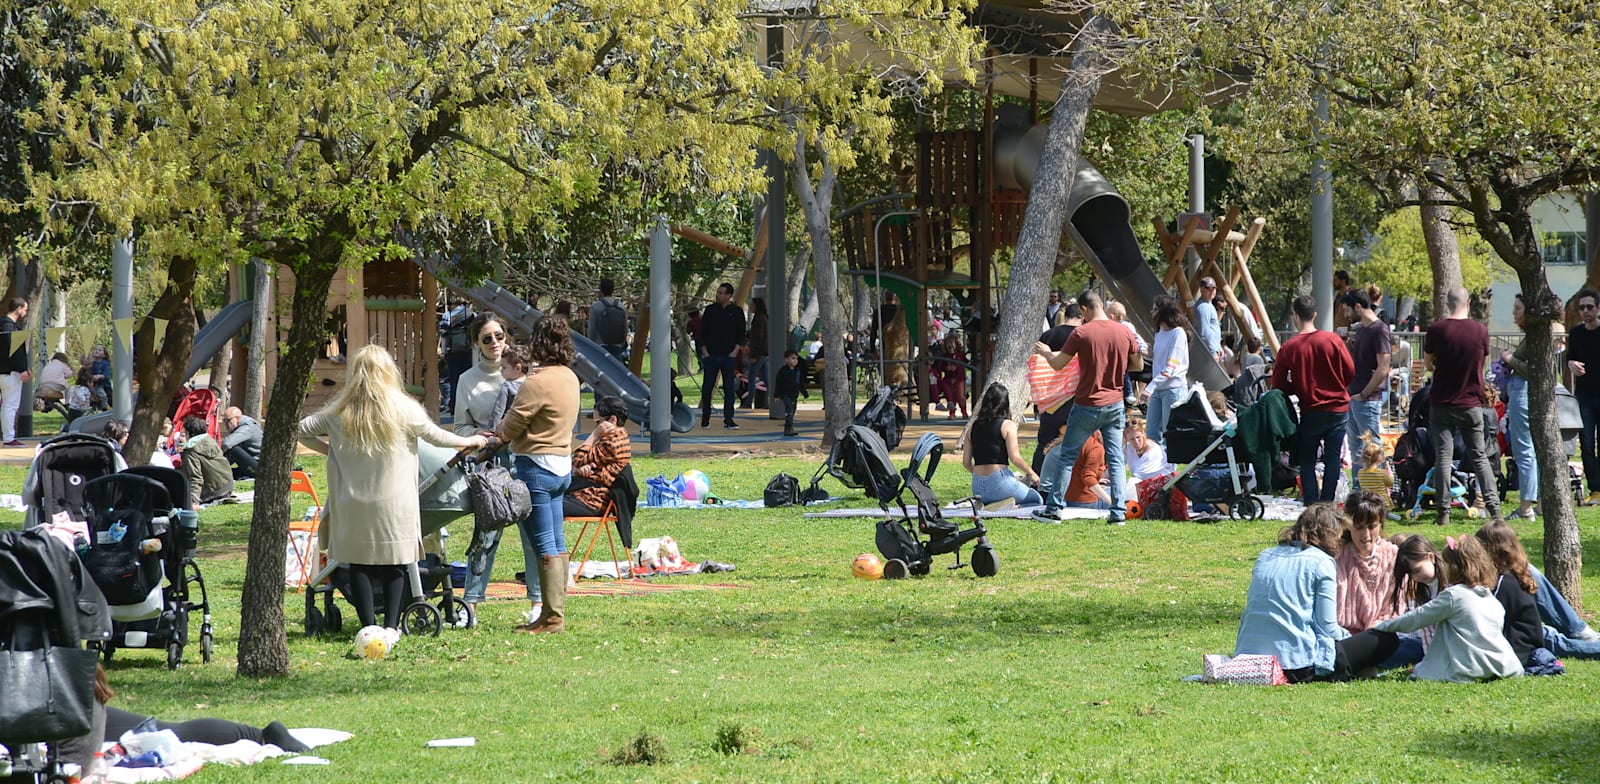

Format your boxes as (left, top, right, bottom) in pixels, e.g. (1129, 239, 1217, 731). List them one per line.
(324, 345, 418, 454)
(1360, 431, 1385, 469)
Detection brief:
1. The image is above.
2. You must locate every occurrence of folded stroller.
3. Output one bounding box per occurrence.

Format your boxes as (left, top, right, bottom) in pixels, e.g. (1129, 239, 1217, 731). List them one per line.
(872, 432, 998, 579)
(81, 467, 212, 669)
(1162, 383, 1264, 520)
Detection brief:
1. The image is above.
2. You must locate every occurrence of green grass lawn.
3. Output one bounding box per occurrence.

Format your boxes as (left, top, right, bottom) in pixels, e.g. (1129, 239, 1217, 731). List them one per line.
(4, 450, 1600, 783)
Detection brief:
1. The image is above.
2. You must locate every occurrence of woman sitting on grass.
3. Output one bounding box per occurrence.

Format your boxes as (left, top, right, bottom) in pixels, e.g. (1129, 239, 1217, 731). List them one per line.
(961, 383, 1040, 507)
(1335, 491, 1399, 635)
(1372, 534, 1523, 682)
(1234, 503, 1399, 682)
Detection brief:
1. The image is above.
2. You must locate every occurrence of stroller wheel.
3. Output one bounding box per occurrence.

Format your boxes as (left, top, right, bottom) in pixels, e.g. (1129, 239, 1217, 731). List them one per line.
(166, 642, 182, 670)
(325, 603, 344, 635)
(1231, 497, 1262, 521)
(440, 595, 476, 630)
(305, 607, 324, 637)
(201, 633, 214, 664)
(400, 601, 442, 637)
(882, 558, 909, 580)
(971, 546, 999, 578)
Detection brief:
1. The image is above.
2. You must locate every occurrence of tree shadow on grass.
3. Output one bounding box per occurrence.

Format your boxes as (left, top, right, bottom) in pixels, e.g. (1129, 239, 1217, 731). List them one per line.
(1411, 720, 1600, 777)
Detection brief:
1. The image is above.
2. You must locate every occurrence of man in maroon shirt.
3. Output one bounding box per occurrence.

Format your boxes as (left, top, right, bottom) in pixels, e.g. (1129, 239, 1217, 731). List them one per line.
(1272, 294, 1354, 503)
(1032, 290, 1144, 525)
(1423, 286, 1499, 524)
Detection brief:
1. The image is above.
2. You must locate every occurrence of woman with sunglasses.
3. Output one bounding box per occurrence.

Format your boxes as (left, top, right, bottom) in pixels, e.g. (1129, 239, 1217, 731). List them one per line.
(453, 312, 522, 613)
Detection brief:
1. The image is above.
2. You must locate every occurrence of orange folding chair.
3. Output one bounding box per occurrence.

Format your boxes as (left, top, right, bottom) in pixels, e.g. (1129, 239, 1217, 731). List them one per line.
(567, 500, 631, 579)
(287, 470, 323, 591)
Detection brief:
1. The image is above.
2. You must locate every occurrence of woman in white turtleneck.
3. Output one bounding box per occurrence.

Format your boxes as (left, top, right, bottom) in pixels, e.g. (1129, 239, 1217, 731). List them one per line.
(454, 313, 508, 436)
(454, 313, 533, 615)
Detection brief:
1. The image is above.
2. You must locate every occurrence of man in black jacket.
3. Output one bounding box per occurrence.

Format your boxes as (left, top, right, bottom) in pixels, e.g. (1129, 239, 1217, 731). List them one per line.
(0, 297, 31, 446)
(698, 282, 746, 429)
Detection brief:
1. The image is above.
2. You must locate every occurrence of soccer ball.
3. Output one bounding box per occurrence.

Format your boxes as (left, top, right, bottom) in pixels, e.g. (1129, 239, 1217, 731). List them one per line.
(852, 553, 884, 580)
(354, 625, 392, 660)
(678, 470, 711, 501)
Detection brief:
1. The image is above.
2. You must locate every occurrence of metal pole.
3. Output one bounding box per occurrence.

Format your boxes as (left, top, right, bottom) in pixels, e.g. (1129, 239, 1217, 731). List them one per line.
(1311, 95, 1334, 331)
(764, 21, 788, 418)
(112, 238, 134, 421)
(649, 217, 672, 454)
(1188, 134, 1204, 214)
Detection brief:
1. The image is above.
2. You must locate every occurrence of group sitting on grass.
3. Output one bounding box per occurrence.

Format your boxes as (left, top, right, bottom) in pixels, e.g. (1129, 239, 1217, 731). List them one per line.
(1235, 490, 1600, 683)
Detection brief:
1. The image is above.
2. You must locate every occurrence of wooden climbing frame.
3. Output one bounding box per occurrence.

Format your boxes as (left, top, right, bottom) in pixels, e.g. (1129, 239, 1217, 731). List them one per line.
(1152, 206, 1277, 353)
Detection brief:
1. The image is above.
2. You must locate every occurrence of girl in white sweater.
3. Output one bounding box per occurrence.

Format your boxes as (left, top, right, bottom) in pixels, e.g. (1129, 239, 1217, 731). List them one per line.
(1140, 295, 1189, 447)
(1373, 535, 1522, 682)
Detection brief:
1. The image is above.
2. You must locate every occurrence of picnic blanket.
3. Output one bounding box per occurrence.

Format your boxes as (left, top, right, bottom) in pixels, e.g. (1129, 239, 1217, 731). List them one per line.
(805, 497, 1307, 522)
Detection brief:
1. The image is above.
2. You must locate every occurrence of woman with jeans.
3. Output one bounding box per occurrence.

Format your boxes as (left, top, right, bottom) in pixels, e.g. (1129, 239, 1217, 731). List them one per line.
(497, 316, 580, 633)
(961, 383, 1041, 506)
(1140, 295, 1189, 446)
(453, 313, 520, 611)
(1502, 294, 1542, 520)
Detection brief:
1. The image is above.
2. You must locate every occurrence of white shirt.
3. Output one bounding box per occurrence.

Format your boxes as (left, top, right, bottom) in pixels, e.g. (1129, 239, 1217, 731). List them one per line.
(1123, 441, 1171, 481)
(1149, 327, 1189, 391)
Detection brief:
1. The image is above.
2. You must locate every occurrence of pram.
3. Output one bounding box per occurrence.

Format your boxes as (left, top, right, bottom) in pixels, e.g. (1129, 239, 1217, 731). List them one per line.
(871, 431, 998, 579)
(302, 441, 486, 637)
(1162, 383, 1265, 520)
(805, 385, 907, 501)
(22, 433, 128, 528)
(81, 467, 212, 669)
(165, 386, 221, 466)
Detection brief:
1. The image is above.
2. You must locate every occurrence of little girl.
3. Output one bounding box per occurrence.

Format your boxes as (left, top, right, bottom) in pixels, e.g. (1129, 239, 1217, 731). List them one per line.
(66, 366, 95, 422)
(488, 344, 530, 430)
(1356, 433, 1392, 498)
(1475, 519, 1600, 662)
(1373, 535, 1523, 682)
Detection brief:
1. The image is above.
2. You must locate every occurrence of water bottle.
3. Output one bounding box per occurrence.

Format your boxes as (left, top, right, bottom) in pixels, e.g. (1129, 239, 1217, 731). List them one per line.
(82, 751, 108, 783)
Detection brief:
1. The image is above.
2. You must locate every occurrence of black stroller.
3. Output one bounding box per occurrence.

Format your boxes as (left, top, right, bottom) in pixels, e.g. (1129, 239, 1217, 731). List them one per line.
(84, 467, 212, 669)
(870, 431, 998, 579)
(1163, 384, 1265, 520)
(806, 385, 907, 501)
(22, 433, 126, 528)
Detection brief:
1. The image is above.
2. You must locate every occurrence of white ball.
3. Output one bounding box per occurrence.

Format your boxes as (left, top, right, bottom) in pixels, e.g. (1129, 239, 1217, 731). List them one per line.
(354, 625, 392, 660)
(679, 470, 710, 501)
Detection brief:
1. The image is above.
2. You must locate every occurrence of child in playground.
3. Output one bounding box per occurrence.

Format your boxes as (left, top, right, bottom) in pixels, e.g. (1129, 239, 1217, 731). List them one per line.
(1372, 534, 1523, 682)
(88, 344, 112, 410)
(66, 365, 95, 422)
(934, 333, 968, 418)
(1356, 433, 1392, 498)
(774, 349, 808, 437)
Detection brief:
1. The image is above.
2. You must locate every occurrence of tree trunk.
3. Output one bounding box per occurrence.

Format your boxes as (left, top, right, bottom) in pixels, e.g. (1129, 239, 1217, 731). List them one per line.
(244, 259, 270, 419)
(237, 243, 340, 678)
(125, 256, 199, 466)
(1419, 176, 1462, 314)
(786, 242, 811, 329)
(791, 135, 851, 448)
(987, 12, 1113, 416)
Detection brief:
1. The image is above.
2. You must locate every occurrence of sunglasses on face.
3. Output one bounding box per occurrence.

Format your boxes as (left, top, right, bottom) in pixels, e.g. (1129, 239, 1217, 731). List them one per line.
(1582, 304, 1597, 312)
(480, 332, 506, 345)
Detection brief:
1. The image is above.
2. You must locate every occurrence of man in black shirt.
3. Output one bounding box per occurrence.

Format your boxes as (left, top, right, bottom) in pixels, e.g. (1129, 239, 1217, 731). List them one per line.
(698, 282, 746, 429)
(1565, 288, 1600, 504)
(0, 297, 31, 446)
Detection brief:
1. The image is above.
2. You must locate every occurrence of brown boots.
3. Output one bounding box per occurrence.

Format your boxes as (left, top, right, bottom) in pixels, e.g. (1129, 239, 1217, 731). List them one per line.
(518, 554, 567, 633)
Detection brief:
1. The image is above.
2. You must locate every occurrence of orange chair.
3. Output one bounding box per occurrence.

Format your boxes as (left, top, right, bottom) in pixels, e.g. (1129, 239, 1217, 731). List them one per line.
(287, 470, 323, 591)
(567, 500, 631, 579)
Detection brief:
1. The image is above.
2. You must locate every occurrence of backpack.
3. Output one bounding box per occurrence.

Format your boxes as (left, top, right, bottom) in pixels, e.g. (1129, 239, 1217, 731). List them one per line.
(1393, 427, 1432, 484)
(468, 462, 532, 533)
(764, 473, 801, 507)
(594, 298, 628, 345)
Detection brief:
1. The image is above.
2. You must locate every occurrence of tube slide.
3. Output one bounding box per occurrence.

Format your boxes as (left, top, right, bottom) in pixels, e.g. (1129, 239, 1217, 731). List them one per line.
(415, 259, 695, 433)
(994, 126, 1232, 392)
(67, 300, 257, 435)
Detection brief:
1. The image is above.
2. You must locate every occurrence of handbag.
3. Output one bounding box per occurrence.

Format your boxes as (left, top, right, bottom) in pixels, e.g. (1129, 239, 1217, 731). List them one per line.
(0, 627, 99, 744)
(1201, 653, 1287, 686)
(468, 462, 532, 533)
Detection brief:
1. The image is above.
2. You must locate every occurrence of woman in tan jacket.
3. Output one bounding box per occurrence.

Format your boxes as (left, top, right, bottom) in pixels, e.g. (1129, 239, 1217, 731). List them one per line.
(498, 316, 581, 633)
(298, 345, 486, 639)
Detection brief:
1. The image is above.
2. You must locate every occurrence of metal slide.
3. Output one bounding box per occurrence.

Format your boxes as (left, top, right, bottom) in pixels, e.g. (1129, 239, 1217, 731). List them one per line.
(994, 126, 1232, 391)
(68, 299, 257, 434)
(415, 259, 696, 433)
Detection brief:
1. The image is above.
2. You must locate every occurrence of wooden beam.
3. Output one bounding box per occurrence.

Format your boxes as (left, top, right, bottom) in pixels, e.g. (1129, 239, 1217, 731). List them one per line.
(670, 223, 750, 260)
(422, 269, 441, 416)
(628, 296, 649, 377)
(733, 207, 770, 307)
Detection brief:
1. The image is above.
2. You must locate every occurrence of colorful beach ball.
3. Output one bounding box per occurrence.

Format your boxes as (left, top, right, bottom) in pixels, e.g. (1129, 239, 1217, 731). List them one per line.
(678, 470, 711, 501)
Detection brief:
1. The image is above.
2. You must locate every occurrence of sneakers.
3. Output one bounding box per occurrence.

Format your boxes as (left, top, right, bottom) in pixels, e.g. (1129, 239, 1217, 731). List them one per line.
(1585, 491, 1600, 507)
(1030, 507, 1066, 524)
(783, 429, 799, 437)
(2, 440, 22, 447)
(1510, 506, 1537, 520)
(724, 421, 740, 430)
(1577, 626, 1600, 642)
(1107, 518, 1126, 526)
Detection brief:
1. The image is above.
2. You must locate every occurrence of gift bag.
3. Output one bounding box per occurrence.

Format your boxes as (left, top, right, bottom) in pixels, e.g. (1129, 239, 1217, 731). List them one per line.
(1201, 653, 1287, 686)
(1027, 354, 1079, 414)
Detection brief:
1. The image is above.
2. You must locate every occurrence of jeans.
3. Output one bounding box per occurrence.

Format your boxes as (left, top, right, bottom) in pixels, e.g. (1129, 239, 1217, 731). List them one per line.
(1347, 397, 1382, 482)
(971, 469, 1042, 506)
(776, 396, 797, 432)
(1530, 565, 1590, 637)
(1544, 625, 1600, 659)
(1039, 402, 1126, 521)
(1430, 405, 1500, 516)
(1297, 409, 1348, 504)
(1390, 369, 1411, 417)
(750, 355, 769, 405)
(1378, 633, 1425, 670)
(224, 445, 259, 479)
(1505, 376, 1537, 503)
(700, 354, 737, 425)
(601, 344, 627, 363)
(514, 457, 570, 601)
(1146, 386, 1181, 447)
(0, 371, 21, 442)
(1579, 395, 1600, 493)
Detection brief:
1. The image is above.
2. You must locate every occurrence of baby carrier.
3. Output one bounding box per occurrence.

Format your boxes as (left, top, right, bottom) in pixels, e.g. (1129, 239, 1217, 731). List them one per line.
(874, 433, 998, 579)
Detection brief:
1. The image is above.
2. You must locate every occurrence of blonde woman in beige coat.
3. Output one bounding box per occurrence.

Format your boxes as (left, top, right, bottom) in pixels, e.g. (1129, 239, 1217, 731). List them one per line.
(298, 345, 487, 640)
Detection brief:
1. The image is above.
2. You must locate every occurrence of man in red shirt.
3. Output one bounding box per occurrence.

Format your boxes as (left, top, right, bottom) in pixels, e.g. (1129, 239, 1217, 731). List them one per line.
(1424, 286, 1499, 524)
(1032, 290, 1144, 525)
(1272, 294, 1354, 503)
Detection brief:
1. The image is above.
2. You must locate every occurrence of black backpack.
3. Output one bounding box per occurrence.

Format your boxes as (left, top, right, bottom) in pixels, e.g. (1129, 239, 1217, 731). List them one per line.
(594, 298, 628, 345)
(764, 473, 801, 508)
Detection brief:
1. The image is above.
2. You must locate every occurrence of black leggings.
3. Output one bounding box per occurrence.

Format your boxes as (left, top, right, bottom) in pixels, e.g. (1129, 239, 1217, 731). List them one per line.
(104, 706, 262, 745)
(348, 564, 406, 629)
(1283, 630, 1401, 683)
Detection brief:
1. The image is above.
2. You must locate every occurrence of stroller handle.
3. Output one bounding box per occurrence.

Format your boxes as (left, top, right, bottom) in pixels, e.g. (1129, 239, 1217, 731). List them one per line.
(951, 495, 982, 515)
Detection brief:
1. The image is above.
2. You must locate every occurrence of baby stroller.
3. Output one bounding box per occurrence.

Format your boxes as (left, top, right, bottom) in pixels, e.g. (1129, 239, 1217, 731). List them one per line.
(21, 433, 127, 528)
(1162, 383, 1265, 520)
(872, 431, 998, 579)
(302, 441, 484, 637)
(805, 385, 907, 500)
(81, 467, 212, 669)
